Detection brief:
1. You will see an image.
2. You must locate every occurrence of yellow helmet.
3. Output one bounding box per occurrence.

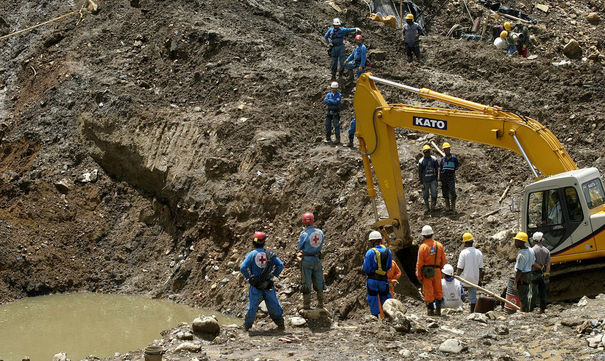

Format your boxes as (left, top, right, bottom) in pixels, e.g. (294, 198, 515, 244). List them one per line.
(422, 144, 431, 151)
(462, 232, 474, 242)
(504, 22, 511, 31)
(405, 13, 414, 20)
(513, 232, 528, 242)
(500, 30, 508, 38)
(442, 142, 451, 149)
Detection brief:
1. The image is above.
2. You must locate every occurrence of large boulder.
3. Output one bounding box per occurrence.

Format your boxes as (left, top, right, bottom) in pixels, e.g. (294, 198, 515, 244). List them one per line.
(382, 298, 407, 319)
(563, 40, 582, 59)
(192, 316, 220, 335)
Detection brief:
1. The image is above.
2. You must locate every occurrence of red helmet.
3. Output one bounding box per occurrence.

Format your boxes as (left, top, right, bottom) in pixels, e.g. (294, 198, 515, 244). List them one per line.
(253, 231, 266, 244)
(302, 212, 314, 224)
(355, 34, 363, 41)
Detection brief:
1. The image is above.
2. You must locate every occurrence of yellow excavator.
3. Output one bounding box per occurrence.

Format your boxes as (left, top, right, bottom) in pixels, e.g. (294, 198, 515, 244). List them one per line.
(353, 73, 605, 300)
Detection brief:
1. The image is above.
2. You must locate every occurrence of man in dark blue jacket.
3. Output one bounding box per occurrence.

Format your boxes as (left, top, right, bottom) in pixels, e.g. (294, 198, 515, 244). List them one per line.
(439, 142, 460, 212)
(323, 81, 342, 144)
(363, 231, 392, 317)
(324, 18, 359, 79)
(418, 144, 440, 213)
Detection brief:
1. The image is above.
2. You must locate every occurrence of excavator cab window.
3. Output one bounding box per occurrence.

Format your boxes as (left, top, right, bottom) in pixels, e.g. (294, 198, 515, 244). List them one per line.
(582, 178, 605, 209)
(527, 187, 583, 250)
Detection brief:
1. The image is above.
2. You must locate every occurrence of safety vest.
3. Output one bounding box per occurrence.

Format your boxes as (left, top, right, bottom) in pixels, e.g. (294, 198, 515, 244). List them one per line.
(442, 279, 464, 308)
(371, 247, 389, 280)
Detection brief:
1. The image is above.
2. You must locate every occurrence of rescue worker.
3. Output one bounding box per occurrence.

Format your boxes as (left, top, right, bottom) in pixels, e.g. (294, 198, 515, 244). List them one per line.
(439, 142, 460, 212)
(240, 231, 285, 331)
(416, 225, 446, 316)
(456, 232, 484, 313)
(418, 145, 439, 213)
(441, 264, 466, 309)
(402, 13, 424, 62)
(345, 34, 367, 78)
(297, 212, 325, 309)
(512, 24, 530, 58)
(512, 232, 537, 312)
(323, 81, 342, 144)
(387, 260, 402, 298)
(530, 232, 551, 313)
(362, 230, 393, 317)
(347, 117, 356, 148)
(493, 31, 508, 50)
(324, 18, 360, 79)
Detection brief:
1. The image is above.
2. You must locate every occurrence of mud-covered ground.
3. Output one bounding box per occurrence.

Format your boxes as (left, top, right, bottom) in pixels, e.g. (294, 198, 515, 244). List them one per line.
(0, 0, 604, 359)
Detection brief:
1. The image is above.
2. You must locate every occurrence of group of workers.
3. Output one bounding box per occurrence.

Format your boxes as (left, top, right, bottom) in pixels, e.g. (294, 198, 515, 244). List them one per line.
(418, 143, 460, 213)
(493, 21, 531, 58)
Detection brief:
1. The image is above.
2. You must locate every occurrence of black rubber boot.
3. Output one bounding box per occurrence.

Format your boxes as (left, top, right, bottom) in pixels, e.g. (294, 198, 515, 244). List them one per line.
(331, 71, 336, 80)
(274, 318, 285, 330)
(470, 303, 476, 313)
(435, 299, 442, 316)
(426, 302, 434, 316)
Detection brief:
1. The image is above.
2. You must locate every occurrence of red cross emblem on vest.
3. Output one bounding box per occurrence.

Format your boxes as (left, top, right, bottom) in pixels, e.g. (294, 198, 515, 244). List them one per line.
(258, 255, 266, 265)
(309, 231, 322, 248)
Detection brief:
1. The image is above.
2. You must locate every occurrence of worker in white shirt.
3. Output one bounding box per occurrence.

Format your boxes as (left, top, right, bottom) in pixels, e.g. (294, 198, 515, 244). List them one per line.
(441, 264, 465, 309)
(456, 232, 484, 313)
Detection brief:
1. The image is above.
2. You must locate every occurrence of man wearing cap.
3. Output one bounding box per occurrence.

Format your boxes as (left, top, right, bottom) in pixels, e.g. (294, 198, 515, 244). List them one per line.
(418, 145, 440, 213)
(416, 225, 446, 316)
(456, 232, 484, 313)
(324, 18, 359, 79)
(362, 230, 393, 317)
(531, 232, 551, 313)
(323, 81, 342, 144)
(240, 231, 285, 331)
(297, 212, 325, 310)
(345, 34, 367, 78)
(439, 142, 460, 213)
(441, 264, 466, 309)
(512, 232, 537, 312)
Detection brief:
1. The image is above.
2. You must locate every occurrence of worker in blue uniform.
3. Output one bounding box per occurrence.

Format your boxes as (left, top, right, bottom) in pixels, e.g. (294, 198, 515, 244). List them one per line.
(240, 231, 285, 331)
(362, 230, 393, 317)
(345, 34, 368, 78)
(323, 81, 342, 144)
(324, 18, 359, 79)
(439, 142, 460, 212)
(297, 212, 325, 309)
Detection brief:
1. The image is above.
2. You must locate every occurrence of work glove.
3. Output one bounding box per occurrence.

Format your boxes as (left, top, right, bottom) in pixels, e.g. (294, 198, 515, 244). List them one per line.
(543, 273, 550, 285)
(355, 28, 361, 32)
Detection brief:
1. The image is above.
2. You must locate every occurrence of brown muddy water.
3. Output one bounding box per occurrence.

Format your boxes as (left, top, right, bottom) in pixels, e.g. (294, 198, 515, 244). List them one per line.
(0, 293, 238, 361)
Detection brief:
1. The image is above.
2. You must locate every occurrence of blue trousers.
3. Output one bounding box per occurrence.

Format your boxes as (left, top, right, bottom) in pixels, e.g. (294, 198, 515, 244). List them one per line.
(441, 176, 457, 200)
(330, 44, 346, 73)
(244, 285, 283, 328)
(422, 179, 438, 202)
(300, 256, 325, 294)
(366, 279, 391, 316)
(345, 60, 366, 78)
(507, 44, 517, 54)
(325, 111, 340, 139)
(348, 118, 356, 143)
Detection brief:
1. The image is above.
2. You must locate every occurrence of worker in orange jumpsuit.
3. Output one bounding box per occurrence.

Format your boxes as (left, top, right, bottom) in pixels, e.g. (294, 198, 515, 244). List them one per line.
(387, 261, 402, 297)
(416, 225, 446, 316)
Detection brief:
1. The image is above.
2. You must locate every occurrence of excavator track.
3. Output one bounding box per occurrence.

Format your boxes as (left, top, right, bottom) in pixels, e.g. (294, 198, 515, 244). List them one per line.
(548, 260, 605, 302)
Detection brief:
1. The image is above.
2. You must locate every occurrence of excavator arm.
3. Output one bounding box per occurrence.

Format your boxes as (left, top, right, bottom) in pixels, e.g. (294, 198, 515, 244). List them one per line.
(354, 74, 578, 248)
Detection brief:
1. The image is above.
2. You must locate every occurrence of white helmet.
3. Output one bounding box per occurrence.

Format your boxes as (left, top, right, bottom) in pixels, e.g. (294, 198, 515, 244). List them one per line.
(421, 225, 434, 236)
(533, 232, 544, 242)
(330, 81, 339, 89)
(333, 18, 342, 26)
(368, 230, 382, 241)
(442, 264, 454, 276)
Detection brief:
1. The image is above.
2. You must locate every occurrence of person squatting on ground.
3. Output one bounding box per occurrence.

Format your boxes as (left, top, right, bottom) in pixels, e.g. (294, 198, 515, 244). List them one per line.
(348, 117, 356, 148)
(416, 225, 446, 316)
(323, 81, 342, 144)
(512, 232, 538, 312)
(456, 232, 484, 313)
(324, 18, 359, 79)
(297, 212, 326, 309)
(439, 142, 459, 212)
(531, 232, 551, 313)
(362, 231, 393, 317)
(402, 13, 424, 62)
(240, 231, 285, 331)
(418, 145, 440, 213)
(345, 34, 368, 78)
(441, 264, 466, 309)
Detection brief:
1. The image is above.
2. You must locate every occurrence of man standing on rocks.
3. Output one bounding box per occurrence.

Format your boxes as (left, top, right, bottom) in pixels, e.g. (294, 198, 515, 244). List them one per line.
(456, 232, 484, 313)
(512, 232, 536, 312)
(416, 225, 446, 316)
(531, 232, 551, 313)
(323, 81, 342, 144)
(362, 230, 392, 317)
(418, 145, 440, 213)
(324, 18, 359, 79)
(297, 212, 325, 310)
(402, 13, 424, 62)
(240, 231, 285, 331)
(439, 142, 460, 213)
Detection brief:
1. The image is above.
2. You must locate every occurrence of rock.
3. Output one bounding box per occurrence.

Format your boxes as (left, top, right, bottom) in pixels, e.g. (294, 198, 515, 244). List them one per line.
(438, 339, 465, 353)
(586, 12, 602, 25)
(52, 353, 68, 361)
(467, 313, 488, 323)
(563, 40, 582, 59)
(54, 178, 72, 194)
(535, 4, 549, 12)
(383, 298, 407, 319)
(76, 169, 98, 183)
(393, 314, 411, 333)
(399, 349, 411, 357)
(176, 331, 194, 340)
(290, 316, 307, 327)
(485, 311, 497, 320)
(175, 341, 201, 352)
(440, 325, 464, 335)
(368, 49, 387, 61)
(259, 300, 268, 313)
(487, 215, 497, 224)
(587, 334, 603, 348)
(495, 324, 509, 335)
(299, 308, 331, 320)
(578, 295, 589, 306)
(192, 316, 220, 335)
(587, 46, 601, 61)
